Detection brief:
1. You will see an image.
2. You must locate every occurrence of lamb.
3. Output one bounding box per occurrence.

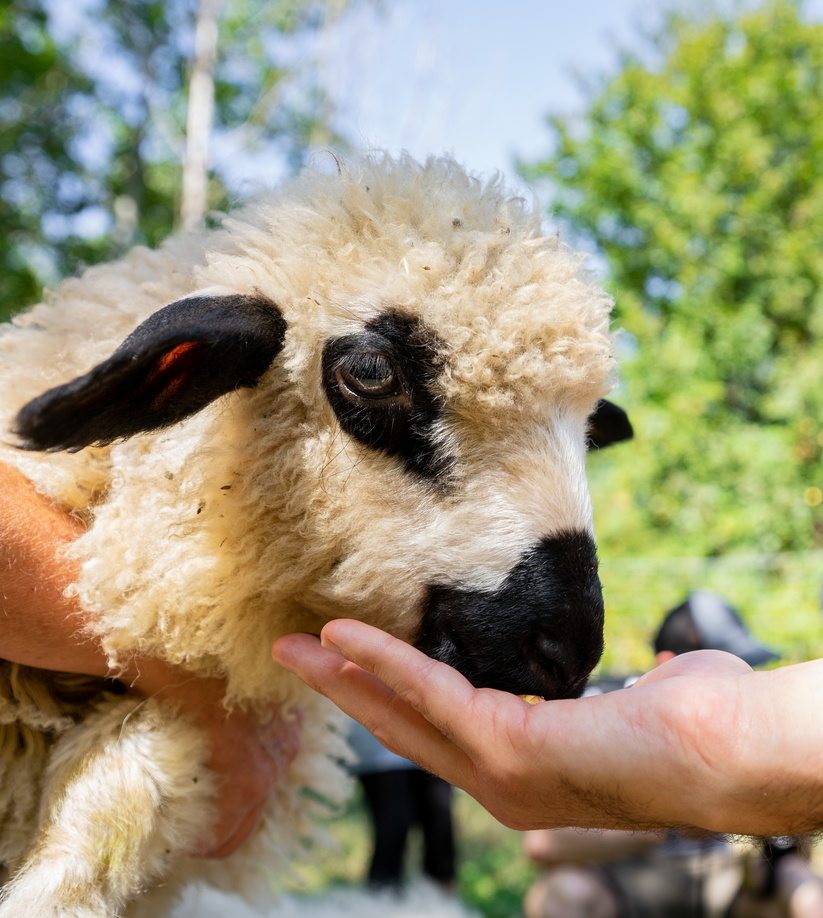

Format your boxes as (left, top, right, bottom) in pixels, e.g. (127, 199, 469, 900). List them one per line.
(0, 153, 629, 917)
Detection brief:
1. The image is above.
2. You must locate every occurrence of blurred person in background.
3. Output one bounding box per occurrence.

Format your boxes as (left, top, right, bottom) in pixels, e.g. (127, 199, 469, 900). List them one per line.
(347, 717, 457, 893)
(522, 592, 823, 918)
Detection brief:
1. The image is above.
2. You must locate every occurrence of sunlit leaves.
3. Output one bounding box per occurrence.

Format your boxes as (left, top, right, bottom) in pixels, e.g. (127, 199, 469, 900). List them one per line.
(522, 1, 823, 556)
(0, 0, 363, 321)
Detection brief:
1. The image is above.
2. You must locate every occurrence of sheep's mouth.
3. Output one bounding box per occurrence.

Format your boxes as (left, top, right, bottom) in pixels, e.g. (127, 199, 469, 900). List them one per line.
(414, 625, 590, 699)
(415, 627, 590, 700)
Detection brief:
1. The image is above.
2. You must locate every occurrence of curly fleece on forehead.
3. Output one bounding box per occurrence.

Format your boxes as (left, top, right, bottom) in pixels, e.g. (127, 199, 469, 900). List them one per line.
(204, 154, 615, 416)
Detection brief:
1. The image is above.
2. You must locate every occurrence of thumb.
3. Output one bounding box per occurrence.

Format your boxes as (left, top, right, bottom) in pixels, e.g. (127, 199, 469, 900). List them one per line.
(634, 649, 752, 688)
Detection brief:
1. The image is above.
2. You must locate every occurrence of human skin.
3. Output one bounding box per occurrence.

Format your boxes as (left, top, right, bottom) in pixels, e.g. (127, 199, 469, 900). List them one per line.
(273, 619, 823, 837)
(0, 461, 299, 858)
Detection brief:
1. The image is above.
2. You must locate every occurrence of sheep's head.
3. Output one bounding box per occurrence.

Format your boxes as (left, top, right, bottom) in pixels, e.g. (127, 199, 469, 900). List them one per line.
(14, 155, 631, 701)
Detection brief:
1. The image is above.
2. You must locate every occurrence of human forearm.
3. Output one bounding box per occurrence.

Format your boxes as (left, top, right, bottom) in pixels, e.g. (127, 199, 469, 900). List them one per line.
(0, 462, 107, 675)
(0, 462, 255, 709)
(0, 463, 222, 694)
(0, 461, 301, 857)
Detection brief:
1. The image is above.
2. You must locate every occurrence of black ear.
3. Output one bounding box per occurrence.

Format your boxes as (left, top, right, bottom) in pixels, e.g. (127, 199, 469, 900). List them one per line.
(14, 293, 286, 452)
(587, 399, 633, 450)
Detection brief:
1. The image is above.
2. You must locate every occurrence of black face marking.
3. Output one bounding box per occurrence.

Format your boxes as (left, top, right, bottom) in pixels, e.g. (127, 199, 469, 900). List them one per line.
(321, 309, 450, 480)
(588, 399, 633, 450)
(415, 531, 604, 699)
(14, 293, 286, 452)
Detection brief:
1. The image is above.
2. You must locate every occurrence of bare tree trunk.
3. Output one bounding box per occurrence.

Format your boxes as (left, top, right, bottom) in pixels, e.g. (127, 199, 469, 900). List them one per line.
(181, 0, 221, 231)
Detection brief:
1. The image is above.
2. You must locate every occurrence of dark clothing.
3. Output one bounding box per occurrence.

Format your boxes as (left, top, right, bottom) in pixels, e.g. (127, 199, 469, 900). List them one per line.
(598, 835, 739, 918)
(359, 769, 456, 888)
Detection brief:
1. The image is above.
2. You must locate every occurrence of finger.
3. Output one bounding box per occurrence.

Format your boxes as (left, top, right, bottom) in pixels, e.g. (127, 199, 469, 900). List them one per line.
(273, 633, 475, 786)
(319, 619, 506, 758)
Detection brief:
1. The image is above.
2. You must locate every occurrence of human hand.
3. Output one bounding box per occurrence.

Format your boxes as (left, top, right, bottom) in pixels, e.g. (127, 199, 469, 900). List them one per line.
(273, 620, 779, 835)
(195, 694, 301, 858)
(127, 661, 301, 858)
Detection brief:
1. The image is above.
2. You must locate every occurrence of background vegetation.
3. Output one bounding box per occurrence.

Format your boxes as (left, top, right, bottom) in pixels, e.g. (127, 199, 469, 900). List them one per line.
(284, 789, 537, 918)
(520, 0, 823, 673)
(2, 0, 822, 914)
(0, 0, 353, 322)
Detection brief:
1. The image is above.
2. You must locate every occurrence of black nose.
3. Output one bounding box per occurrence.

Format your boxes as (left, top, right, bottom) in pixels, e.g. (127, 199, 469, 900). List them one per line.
(414, 531, 604, 699)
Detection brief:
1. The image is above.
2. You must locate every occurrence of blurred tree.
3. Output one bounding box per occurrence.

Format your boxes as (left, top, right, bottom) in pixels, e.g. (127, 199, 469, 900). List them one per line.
(0, 2, 95, 317)
(521, 0, 823, 556)
(0, 0, 358, 322)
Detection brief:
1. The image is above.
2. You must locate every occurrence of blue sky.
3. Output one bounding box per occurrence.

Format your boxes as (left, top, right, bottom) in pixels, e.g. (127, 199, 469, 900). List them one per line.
(44, 0, 823, 235)
(51, 0, 823, 198)
(318, 0, 662, 191)
(226, 0, 821, 283)
(310, 0, 823, 194)
(219, 0, 679, 198)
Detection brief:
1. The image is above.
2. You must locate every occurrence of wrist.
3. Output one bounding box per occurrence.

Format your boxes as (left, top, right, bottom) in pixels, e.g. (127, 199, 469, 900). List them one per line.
(673, 663, 823, 836)
(654, 669, 754, 834)
(718, 662, 823, 836)
(120, 656, 225, 711)
(565, 670, 745, 834)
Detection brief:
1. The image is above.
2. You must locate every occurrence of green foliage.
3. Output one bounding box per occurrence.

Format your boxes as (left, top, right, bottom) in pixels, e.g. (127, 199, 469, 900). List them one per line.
(454, 793, 536, 918)
(0, 2, 100, 319)
(522, 1, 823, 567)
(598, 548, 823, 672)
(520, 0, 823, 669)
(0, 0, 358, 322)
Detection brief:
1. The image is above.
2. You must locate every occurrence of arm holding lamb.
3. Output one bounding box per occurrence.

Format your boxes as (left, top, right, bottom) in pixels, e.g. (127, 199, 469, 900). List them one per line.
(0, 460, 299, 859)
(0, 462, 97, 675)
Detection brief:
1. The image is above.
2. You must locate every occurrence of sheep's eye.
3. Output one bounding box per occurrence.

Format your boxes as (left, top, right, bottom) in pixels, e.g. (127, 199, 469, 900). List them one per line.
(321, 312, 449, 480)
(335, 352, 403, 403)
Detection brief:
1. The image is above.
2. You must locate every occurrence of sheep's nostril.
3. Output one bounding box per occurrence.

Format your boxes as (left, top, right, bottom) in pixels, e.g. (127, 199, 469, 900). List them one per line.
(525, 634, 573, 692)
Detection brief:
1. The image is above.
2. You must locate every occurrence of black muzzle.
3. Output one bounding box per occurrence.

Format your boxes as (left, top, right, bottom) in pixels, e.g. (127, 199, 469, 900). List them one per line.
(415, 531, 604, 699)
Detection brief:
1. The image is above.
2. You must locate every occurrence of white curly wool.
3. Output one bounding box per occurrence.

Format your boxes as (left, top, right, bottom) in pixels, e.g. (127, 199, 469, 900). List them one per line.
(0, 154, 615, 916)
(173, 880, 482, 918)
